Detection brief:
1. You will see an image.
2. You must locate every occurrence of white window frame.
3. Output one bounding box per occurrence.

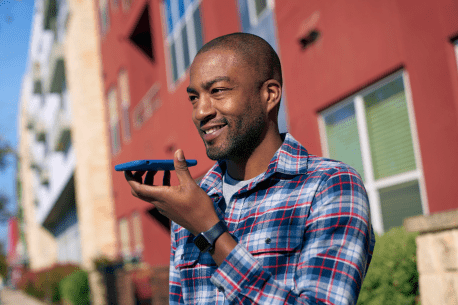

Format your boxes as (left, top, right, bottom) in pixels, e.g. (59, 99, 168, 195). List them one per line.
(454, 39, 458, 73)
(99, 0, 110, 37)
(118, 69, 131, 143)
(162, 0, 203, 89)
(247, 0, 274, 27)
(119, 217, 131, 261)
(132, 211, 144, 256)
(108, 86, 121, 155)
(318, 70, 428, 234)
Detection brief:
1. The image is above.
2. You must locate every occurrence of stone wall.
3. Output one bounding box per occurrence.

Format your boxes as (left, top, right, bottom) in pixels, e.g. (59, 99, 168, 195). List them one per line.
(405, 210, 458, 305)
(150, 266, 169, 305)
(65, 0, 118, 303)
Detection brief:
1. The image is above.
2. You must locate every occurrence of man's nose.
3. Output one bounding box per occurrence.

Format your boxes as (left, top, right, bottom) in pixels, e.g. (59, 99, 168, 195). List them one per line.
(194, 95, 216, 123)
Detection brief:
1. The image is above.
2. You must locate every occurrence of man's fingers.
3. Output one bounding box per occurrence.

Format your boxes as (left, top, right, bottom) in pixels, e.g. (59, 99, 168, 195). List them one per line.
(125, 170, 146, 183)
(174, 149, 194, 186)
(164, 170, 171, 186)
(144, 171, 158, 185)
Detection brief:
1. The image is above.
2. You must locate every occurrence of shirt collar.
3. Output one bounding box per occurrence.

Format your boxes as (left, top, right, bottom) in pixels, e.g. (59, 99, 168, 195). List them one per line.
(199, 133, 310, 196)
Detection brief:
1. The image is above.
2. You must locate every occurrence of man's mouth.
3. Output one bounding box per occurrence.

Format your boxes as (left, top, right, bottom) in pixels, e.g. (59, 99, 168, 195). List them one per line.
(204, 126, 224, 134)
(201, 124, 227, 142)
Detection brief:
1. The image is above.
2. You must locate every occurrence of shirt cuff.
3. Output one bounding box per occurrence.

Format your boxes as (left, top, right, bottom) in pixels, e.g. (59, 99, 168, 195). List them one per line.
(210, 243, 271, 303)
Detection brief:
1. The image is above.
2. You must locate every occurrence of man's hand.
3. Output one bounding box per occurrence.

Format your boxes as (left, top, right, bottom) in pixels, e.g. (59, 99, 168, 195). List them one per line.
(124, 149, 220, 236)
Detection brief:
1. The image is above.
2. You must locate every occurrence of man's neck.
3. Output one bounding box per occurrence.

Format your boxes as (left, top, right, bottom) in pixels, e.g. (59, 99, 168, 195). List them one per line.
(225, 130, 283, 181)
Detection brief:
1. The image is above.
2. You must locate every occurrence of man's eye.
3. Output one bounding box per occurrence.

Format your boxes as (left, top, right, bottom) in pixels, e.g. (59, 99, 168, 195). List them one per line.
(211, 88, 225, 94)
(188, 95, 198, 102)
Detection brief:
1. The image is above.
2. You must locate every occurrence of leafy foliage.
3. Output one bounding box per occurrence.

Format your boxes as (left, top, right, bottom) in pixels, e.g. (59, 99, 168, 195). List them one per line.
(357, 226, 419, 305)
(59, 269, 91, 305)
(0, 252, 7, 278)
(0, 137, 15, 222)
(0, 138, 14, 171)
(17, 263, 80, 303)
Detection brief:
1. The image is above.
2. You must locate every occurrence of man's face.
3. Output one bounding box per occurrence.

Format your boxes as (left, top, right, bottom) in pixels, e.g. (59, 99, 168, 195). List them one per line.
(187, 49, 267, 161)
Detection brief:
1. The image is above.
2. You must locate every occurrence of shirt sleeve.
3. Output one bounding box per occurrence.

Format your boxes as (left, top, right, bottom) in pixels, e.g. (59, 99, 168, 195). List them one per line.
(210, 166, 375, 305)
(169, 222, 184, 305)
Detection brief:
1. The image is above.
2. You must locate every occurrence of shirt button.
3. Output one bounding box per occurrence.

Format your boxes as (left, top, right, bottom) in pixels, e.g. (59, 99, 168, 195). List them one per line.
(265, 237, 271, 244)
(218, 287, 225, 292)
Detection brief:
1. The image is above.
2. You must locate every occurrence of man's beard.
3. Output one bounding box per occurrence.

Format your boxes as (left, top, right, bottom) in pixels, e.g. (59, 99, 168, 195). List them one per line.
(204, 113, 265, 161)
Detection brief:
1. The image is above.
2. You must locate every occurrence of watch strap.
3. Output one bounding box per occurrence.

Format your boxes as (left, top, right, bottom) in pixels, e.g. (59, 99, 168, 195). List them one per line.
(193, 220, 228, 253)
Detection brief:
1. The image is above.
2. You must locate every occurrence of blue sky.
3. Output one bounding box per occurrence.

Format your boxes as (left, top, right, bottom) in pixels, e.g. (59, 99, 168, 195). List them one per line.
(0, 0, 34, 252)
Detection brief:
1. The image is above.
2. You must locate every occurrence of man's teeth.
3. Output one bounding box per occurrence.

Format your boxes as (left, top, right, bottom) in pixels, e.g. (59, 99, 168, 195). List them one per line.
(204, 126, 222, 134)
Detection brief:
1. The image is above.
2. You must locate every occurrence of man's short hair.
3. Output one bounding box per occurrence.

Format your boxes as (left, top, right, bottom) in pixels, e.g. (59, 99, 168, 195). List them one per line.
(196, 32, 283, 87)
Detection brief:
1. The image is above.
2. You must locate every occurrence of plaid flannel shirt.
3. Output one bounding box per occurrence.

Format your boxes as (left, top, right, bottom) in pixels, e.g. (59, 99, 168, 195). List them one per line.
(169, 133, 375, 304)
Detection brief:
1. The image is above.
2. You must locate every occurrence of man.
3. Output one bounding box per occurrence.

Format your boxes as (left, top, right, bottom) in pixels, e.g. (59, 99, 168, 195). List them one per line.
(125, 33, 375, 304)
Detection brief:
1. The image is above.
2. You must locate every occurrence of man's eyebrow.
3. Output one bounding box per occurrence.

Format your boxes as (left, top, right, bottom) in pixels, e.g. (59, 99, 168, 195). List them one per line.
(186, 87, 198, 94)
(202, 76, 232, 90)
(187, 76, 232, 94)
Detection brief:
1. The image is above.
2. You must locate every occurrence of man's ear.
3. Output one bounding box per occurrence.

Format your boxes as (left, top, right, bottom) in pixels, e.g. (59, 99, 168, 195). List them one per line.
(262, 79, 282, 114)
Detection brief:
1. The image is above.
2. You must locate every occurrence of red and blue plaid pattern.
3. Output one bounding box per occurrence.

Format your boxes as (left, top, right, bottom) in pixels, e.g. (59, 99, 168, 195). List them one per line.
(170, 133, 375, 304)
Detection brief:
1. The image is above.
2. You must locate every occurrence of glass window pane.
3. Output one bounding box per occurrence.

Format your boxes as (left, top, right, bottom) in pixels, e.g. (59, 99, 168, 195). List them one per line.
(170, 43, 178, 82)
(254, 0, 267, 16)
(179, 0, 185, 18)
(181, 26, 190, 69)
(119, 218, 131, 259)
(364, 76, 416, 179)
(132, 212, 144, 254)
(323, 102, 365, 180)
(165, 0, 173, 34)
(193, 6, 203, 52)
(118, 70, 131, 141)
(379, 180, 423, 232)
(99, 0, 110, 35)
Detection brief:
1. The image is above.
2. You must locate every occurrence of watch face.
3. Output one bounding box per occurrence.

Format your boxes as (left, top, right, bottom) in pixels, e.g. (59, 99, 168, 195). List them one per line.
(194, 234, 211, 252)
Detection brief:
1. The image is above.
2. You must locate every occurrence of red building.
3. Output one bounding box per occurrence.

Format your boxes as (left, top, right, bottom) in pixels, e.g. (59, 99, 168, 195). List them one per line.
(7, 217, 25, 287)
(97, 0, 241, 268)
(97, 0, 458, 268)
(274, 0, 458, 234)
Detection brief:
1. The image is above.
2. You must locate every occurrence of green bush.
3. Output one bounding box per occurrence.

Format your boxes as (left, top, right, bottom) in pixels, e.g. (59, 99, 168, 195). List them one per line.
(59, 269, 91, 305)
(17, 263, 80, 303)
(357, 226, 419, 305)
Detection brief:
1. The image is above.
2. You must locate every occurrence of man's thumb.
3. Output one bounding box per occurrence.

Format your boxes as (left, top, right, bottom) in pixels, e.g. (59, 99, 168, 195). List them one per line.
(174, 149, 193, 185)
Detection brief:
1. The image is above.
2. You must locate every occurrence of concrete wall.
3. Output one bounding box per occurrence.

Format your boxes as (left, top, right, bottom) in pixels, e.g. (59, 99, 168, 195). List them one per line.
(65, 0, 119, 303)
(405, 211, 458, 305)
(18, 74, 59, 270)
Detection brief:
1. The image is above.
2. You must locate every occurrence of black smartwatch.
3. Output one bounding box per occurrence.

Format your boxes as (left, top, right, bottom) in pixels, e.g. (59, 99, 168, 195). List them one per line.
(193, 220, 228, 254)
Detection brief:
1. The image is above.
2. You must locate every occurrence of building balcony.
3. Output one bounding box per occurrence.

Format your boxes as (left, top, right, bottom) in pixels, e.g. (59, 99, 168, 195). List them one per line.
(56, 0, 69, 42)
(39, 168, 50, 187)
(44, 42, 65, 95)
(43, 0, 58, 36)
(52, 108, 72, 153)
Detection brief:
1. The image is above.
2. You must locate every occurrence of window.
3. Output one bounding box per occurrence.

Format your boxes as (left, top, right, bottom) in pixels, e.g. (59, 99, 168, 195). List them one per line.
(164, 0, 204, 84)
(133, 83, 161, 129)
(122, 0, 132, 12)
(247, 0, 271, 26)
(119, 218, 131, 261)
(319, 71, 427, 233)
(454, 39, 458, 72)
(118, 70, 131, 142)
(112, 0, 119, 10)
(108, 87, 121, 155)
(99, 0, 110, 37)
(132, 211, 144, 256)
(129, 5, 154, 61)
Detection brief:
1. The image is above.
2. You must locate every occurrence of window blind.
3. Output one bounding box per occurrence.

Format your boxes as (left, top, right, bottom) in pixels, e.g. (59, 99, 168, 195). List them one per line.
(379, 179, 423, 231)
(364, 77, 416, 180)
(324, 102, 365, 180)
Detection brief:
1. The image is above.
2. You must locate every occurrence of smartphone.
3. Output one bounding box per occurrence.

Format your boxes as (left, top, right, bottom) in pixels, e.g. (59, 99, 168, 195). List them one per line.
(115, 159, 197, 171)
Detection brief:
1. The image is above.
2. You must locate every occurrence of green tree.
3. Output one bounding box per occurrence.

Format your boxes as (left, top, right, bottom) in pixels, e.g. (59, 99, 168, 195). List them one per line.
(0, 137, 15, 223)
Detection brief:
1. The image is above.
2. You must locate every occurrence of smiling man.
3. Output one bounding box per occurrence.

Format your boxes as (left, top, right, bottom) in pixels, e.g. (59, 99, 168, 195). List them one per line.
(125, 33, 375, 305)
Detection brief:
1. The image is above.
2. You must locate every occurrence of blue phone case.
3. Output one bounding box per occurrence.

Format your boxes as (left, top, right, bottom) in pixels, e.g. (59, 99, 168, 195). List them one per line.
(115, 159, 197, 171)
